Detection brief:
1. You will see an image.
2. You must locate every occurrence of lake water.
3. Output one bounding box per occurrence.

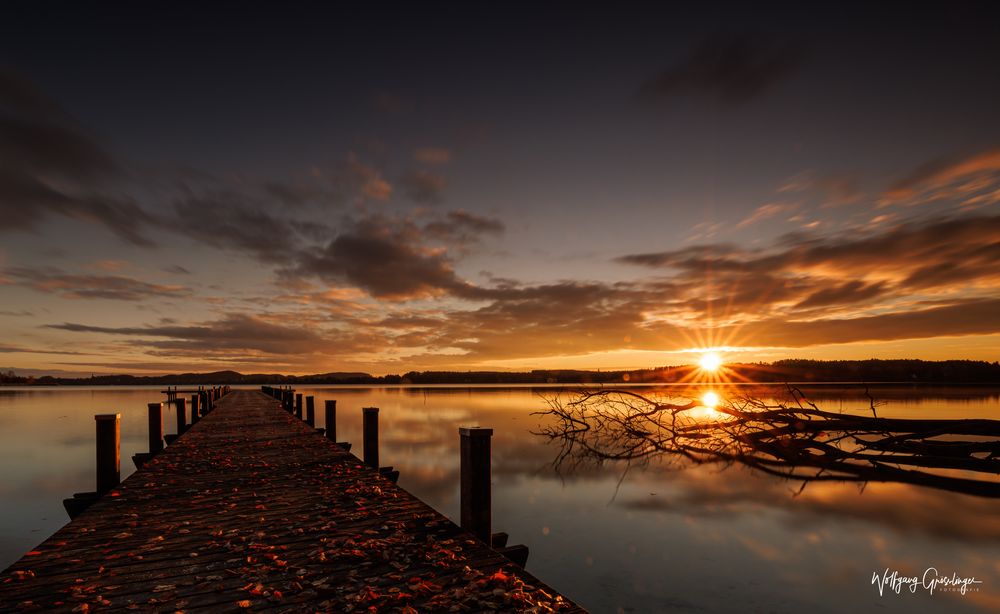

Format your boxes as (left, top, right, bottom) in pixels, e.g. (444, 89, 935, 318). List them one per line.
(1, 384, 998, 613)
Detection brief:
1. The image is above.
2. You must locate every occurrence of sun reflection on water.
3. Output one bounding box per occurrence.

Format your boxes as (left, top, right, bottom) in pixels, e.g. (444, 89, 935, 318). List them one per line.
(701, 390, 720, 408)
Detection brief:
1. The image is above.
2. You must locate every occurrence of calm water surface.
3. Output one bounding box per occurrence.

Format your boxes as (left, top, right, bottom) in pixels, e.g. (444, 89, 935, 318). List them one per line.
(1, 384, 998, 613)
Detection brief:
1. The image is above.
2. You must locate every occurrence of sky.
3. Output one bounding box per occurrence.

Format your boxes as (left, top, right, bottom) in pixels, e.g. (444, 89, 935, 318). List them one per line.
(1, 2, 1000, 376)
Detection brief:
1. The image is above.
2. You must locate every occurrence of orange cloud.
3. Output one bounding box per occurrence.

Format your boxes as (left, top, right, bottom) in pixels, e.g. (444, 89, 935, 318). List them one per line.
(883, 149, 1000, 204)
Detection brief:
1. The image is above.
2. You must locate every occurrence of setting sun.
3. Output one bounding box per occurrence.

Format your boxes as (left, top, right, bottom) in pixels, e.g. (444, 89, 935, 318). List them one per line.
(699, 352, 723, 372)
(701, 391, 720, 408)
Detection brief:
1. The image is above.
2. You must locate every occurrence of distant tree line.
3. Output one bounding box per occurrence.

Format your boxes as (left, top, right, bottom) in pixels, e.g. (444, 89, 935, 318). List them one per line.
(400, 360, 1000, 384)
(761, 359, 1000, 383)
(0, 370, 32, 384)
(2, 359, 997, 386)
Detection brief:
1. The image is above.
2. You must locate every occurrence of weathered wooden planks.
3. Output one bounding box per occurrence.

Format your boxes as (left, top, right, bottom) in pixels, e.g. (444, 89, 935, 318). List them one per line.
(0, 390, 582, 612)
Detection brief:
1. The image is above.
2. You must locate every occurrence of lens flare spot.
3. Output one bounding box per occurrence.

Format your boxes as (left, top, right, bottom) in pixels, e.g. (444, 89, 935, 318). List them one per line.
(702, 391, 720, 408)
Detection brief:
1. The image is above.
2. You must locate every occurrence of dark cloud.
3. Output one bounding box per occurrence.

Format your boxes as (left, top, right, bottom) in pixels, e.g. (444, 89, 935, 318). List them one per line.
(0, 70, 116, 181)
(616, 243, 743, 269)
(0, 70, 156, 244)
(167, 187, 315, 264)
(400, 170, 447, 205)
(290, 215, 472, 300)
(4, 266, 191, 301)
(794, 280, 887, 309)
(423, 210, 504, 247)
(162, 265, 191, 275)
(283, 210, 504, 301)
(260, 179, 332, 208)
(639, 34, 804, 106)
(368, 280, 654, 359)
(0, 344, 85, 355)
(46, 313, 326, 355)
(0, 166, 155, 246)
(732, 297, 1000, 348)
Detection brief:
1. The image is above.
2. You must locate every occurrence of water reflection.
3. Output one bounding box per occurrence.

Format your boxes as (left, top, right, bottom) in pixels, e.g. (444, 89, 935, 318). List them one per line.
(1, 384, 999, 612)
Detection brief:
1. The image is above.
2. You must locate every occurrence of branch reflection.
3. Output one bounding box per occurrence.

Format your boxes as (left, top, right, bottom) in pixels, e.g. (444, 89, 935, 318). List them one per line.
(534, 387, 1000, 498)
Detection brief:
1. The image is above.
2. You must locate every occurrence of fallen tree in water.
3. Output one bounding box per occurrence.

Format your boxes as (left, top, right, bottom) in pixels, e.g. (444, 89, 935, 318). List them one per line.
(534, 387, 1000, 498)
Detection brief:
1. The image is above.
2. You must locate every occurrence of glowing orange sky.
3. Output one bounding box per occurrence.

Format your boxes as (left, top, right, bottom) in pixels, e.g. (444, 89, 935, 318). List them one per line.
(1, 6, 999, 376)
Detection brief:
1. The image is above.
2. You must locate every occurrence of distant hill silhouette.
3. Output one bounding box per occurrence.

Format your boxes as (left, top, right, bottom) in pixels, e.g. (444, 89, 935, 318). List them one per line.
(1, 359, 998, 386)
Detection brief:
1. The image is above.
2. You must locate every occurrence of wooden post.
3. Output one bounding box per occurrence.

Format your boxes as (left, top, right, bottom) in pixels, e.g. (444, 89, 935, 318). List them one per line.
(176, 398, 187, 435)
(306, 396, 315, 426)
(145, 403, 162, 454)
(325, 400, 337, 441)
(363, 407, 379, 469)
(190, 394, 200, 424)
(295, 393, 303, 419)
(460, 426, 493, 543)
(95, 414, 120, 494)
(191, 394, 200, 420)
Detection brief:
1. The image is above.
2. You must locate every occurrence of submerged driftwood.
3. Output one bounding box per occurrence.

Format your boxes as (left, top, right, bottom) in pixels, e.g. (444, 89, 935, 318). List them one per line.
(534, 387, 1000, 497)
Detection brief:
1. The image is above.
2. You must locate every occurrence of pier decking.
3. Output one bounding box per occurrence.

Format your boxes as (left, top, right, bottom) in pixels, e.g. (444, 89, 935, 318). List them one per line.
(0, 390, 581, 612)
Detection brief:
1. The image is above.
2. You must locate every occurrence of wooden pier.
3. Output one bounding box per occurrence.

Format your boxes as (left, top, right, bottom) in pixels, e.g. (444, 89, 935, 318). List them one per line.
(0, 390, 581, 612)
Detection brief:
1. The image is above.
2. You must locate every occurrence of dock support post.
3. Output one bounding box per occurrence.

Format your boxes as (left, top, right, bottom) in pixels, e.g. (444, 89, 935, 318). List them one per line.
(95, 414, 121, 494)
(148, 402, 163, 453)
(306, 395, 315, 426)
(295, 393, 303, 419)
(460, 427, 493, 543)
(363, 407, 379, 469)
(325, 400, 337, 441)
(176, 398, 187, 435)
(191, 394, 199, 420)
(133, 403, 163, 469)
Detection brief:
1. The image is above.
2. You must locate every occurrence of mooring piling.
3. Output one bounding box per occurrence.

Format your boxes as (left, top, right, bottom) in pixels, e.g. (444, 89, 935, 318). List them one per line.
(305, 395, 315, 426)
(147, 402, 163, 454)
(176, 397, 188, 434)
(458, 425, 529, 566)
(95, 413, 121, 495)
(325, 399, 337, 440)
(363, 407, 379, 469)
(460, 426, 493, 543)
(132, 403, 163, 469)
